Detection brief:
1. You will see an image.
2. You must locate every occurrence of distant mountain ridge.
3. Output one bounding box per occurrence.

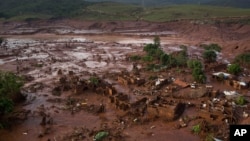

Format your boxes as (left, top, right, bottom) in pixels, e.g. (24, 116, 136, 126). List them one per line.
(86, 0, 250, 8)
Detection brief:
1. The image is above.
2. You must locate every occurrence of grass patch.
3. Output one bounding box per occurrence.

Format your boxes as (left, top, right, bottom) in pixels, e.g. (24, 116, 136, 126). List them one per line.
(1, 1, 250, 22)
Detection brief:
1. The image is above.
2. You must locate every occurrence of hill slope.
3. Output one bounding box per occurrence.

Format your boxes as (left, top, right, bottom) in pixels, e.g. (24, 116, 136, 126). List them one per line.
(0, 0, 93, 19)
(0, 0, 249, 21)
(206, 0, 250, 8)
(86, 0, 250, 8)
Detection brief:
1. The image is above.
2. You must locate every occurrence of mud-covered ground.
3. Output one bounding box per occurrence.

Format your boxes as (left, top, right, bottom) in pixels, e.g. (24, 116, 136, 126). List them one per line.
(0, 20, 250, 141)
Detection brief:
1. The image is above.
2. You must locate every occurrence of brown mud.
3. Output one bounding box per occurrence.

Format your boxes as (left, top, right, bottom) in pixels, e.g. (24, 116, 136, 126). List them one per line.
(0, 20, 250, 141)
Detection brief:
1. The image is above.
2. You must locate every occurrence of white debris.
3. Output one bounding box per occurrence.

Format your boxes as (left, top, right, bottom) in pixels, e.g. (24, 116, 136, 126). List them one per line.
(223, 91, 238, 96)
(243, 111, 249, 118)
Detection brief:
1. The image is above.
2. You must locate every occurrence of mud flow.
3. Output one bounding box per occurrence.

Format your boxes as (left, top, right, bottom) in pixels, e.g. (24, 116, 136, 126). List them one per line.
(0, 21, 250, 141)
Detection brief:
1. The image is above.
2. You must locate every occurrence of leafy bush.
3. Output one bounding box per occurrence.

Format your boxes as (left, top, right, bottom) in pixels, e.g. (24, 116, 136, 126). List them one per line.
(235, 96, 247, 105)
(143, 36, 164, 60)
(0, 71, 23, 101)
(234, 53, 250, 67)
(0, 98, 14, 115)
(192, 124, 201, 134)
(0, 71, 23, 128)
(203, 50, 217, 63)
(174, 50, 188, 67)
(227, 64, 241, 75)
(192, 67, 206, 83)
(187, 59, 202, 69)
(202, 43, 222, 52)
(160, 53, 169, 65)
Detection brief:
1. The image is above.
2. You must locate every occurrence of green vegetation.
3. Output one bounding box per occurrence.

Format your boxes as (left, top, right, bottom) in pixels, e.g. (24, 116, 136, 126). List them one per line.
(203, 50, 217, 63)
(0, 71, 24, 128)
(89, 76, 99, 85)
(0, 0, 93, 20)
(172, 47, 188, 67)
(143, 38, 164, 60)
(188, 59, 206, 83)
(234, 52, 250, 68)
(142, 5, 250, 22)
(235, 96, 247, 106)
(202, 44, 222, 52)
(205, 133, 214, 141)
(1, 0, 250, 22)
(160, 53, 170, 65)
(192, 124, 201, 134)
(187, 59, 202, 69)
(94, 131, 109, 141)
(227, 64, 241, 75)
(130, 55, 141, 61)
(192, 67, 207, 83)
(142, 55, 154, 62)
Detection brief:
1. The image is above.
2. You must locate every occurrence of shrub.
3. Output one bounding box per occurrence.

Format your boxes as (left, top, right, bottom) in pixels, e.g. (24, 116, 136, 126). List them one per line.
(143, 37, 164, 60)
(227, 64, 241, 75)
(235, 96, 247, 105)
(192, 124, 201, 134)
(0, 71, 23, 101)
(0, 71, 23, 128)
(203, 50, 217, 63)
(202, 43, 222, 52)
(187, 59, 202, 69)
(192, 67, 206, 83)
(0, 98, 14, 115)
(160, 53, 169, 65)
(234, 53, 250, 67)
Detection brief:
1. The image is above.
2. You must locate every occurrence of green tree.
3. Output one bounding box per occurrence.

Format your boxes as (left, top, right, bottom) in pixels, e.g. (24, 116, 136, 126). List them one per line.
(160, 53, 169, 65)
(175, 50, 188, 67)
(203, 50, 217, 63)
(0, 72, 23, 99)
(227, 64, 241, 75)
(202, 43, 222, 52)
(187, 59, 202, 69)
(192, 67, 206, 83)
(0, 71, 23, 121)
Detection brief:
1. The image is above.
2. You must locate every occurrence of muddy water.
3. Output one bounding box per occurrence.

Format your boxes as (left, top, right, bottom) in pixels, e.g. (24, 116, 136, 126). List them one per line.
(0, 33, 208, 141)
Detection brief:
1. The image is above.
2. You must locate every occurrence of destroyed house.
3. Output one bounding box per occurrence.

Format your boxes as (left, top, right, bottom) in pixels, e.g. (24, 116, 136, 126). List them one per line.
(212, 72, 232, 80)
